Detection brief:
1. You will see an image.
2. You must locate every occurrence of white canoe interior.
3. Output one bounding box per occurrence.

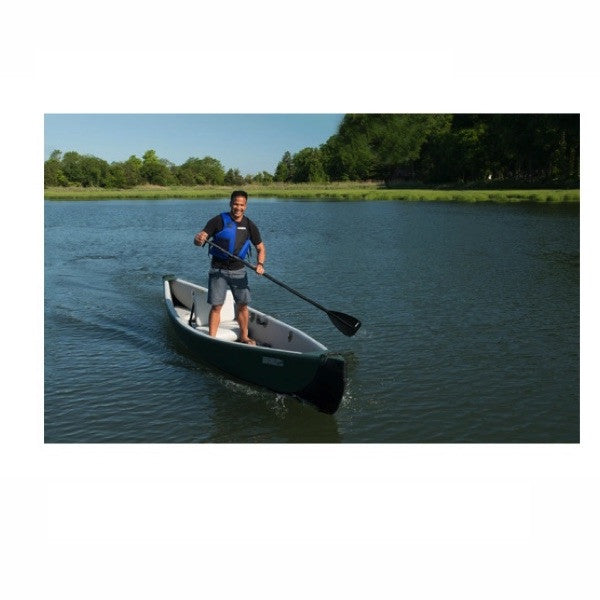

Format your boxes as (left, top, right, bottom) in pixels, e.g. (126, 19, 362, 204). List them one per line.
(167, 278, 328, 354)
(177, 287, 240, 342)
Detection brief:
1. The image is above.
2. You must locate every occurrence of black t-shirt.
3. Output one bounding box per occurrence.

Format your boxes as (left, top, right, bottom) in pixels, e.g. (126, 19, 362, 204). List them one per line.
(203, 213, 262, 270)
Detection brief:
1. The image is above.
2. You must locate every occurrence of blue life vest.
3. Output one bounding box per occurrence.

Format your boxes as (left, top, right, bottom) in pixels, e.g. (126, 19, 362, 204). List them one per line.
(209, 212, 252, 260)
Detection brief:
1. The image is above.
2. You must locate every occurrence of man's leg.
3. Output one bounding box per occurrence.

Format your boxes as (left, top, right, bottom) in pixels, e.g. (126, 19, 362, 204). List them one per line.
(235, 303, 255, 344)
(227, 268, 254, 344)
(208, 304, 223, 337)
(207, 268, 227, 337)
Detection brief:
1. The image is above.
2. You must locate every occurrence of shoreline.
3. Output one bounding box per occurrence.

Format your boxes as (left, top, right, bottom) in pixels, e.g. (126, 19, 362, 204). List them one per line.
(43, 184, 580, 204)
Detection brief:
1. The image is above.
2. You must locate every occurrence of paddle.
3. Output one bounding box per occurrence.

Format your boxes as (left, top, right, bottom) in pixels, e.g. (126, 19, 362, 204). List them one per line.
(203, 240, 361, 337)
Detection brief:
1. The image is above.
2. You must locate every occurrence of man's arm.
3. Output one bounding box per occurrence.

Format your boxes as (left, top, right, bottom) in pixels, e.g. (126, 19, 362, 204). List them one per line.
(194, 215, 220, 246)
(255, 242, 266, 275)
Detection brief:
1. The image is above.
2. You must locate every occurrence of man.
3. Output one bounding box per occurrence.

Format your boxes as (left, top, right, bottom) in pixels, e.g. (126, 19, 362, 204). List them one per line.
(194, 190, 266, 344)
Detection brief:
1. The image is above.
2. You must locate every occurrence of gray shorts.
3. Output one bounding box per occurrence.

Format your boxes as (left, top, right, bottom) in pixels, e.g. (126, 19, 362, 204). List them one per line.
(207, 267, 251, 306)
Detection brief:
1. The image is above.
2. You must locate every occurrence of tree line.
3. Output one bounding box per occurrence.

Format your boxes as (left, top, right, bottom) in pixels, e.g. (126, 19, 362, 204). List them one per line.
(44, 114, 579, 189)
(275, 114, 579, 187)
(44, 149, 273, 188)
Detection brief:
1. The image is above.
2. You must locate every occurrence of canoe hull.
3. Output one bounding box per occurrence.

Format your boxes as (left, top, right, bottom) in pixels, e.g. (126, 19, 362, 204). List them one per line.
(163, 276, 345, 414)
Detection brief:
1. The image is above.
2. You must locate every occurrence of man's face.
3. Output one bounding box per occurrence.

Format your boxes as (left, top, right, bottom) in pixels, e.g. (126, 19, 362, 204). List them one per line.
(230, 196, 247, 220)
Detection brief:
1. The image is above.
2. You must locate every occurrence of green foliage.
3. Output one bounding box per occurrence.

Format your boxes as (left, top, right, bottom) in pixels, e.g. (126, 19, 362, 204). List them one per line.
(176, 156, 225, 185)
(224, 168, 245, 186)
(50, 151, 112, 187)
(104, 155, 144, 188)
(252, 171, 274, 184)
(274, 151, 294, 182)
(44, 150, 68, 187)
(319, 114, 452, 181)
(44, 114, 580, 190)
(273, 147, 328, 183)
(291, 147, 328, 183)
(43, 183, 579, 204)
(121, 155, 143, 187)
(323, 130, 374, 180)
(317, 113, 579, 186)
(140, 149, 175, 186)
(416, 114, 580, 185)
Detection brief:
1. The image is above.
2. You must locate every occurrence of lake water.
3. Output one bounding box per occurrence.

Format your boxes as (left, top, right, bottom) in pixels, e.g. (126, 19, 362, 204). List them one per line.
(44, 198, 579, 442)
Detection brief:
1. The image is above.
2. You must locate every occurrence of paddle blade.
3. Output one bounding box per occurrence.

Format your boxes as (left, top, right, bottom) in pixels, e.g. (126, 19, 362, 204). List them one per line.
(327, 310, 362, 337)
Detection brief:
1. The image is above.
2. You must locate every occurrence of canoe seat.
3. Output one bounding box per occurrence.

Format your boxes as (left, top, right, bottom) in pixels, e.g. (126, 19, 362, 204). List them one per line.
(197, 320, 240, 342)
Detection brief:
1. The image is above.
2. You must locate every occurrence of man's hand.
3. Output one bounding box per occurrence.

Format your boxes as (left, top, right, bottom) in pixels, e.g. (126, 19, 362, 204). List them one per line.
(194, 231, 208, 246)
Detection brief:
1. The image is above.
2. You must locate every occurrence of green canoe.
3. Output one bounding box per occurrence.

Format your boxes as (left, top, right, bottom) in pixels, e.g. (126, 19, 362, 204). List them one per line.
(163, 275, 345, 414)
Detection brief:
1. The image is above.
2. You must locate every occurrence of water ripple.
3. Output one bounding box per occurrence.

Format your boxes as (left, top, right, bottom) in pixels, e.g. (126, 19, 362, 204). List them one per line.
(45, 199, 579, 443)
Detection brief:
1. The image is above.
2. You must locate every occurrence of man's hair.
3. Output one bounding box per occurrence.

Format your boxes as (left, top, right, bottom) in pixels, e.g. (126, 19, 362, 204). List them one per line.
(230, 190, 248, 202)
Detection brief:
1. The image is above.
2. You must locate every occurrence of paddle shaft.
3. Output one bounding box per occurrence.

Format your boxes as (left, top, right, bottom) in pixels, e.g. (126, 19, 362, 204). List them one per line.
(205, 240, 328, 312)
(203, 240, 361, 336)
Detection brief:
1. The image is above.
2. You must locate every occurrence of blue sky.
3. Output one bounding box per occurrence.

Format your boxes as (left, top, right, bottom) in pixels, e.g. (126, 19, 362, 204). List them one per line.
(44, 114, 344, 175)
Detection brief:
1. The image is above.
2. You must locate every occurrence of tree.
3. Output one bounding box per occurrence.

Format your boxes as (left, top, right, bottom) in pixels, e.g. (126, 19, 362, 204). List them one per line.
(474, 114, 580, 183)
(274, 151, 294, 182)
(323, 129, 375, 180)
(375, 114, 453, 180)
(80, 155, 110, 187)
(419, 116, 489, 183)
(43, 115, 579, 190)
(141, 149, 174, 185)
(108, 155, 143, 188)
(122, 155, 143, 187)
(197, 156, 225, 185)
(291, 147, 328, 183)
(176, 156, 225, 185)
(224, 168, 244, 186)
(58, 151, 111, 187)
(320, 114, 453, 182)
(252, 171, 274, 184)
(44, 150, 68, 187)
(177, 157, 206, 185)
(61, 151, 85, 184)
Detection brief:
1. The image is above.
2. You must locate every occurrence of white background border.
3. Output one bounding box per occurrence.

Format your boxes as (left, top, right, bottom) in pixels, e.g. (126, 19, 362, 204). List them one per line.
(2, 2, 597, 598)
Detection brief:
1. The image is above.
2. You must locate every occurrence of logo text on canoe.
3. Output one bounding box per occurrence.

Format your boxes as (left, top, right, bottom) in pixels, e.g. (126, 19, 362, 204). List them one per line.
(262, 357, 284, 367)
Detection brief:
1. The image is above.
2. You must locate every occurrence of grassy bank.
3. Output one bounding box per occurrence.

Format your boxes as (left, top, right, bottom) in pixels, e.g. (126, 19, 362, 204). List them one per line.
(44, 183, 580, 204)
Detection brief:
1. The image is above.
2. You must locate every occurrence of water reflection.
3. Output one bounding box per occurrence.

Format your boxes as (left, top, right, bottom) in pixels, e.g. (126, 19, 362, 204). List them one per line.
(204, 380, 342, 443)
(165, 323, 342, 442)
